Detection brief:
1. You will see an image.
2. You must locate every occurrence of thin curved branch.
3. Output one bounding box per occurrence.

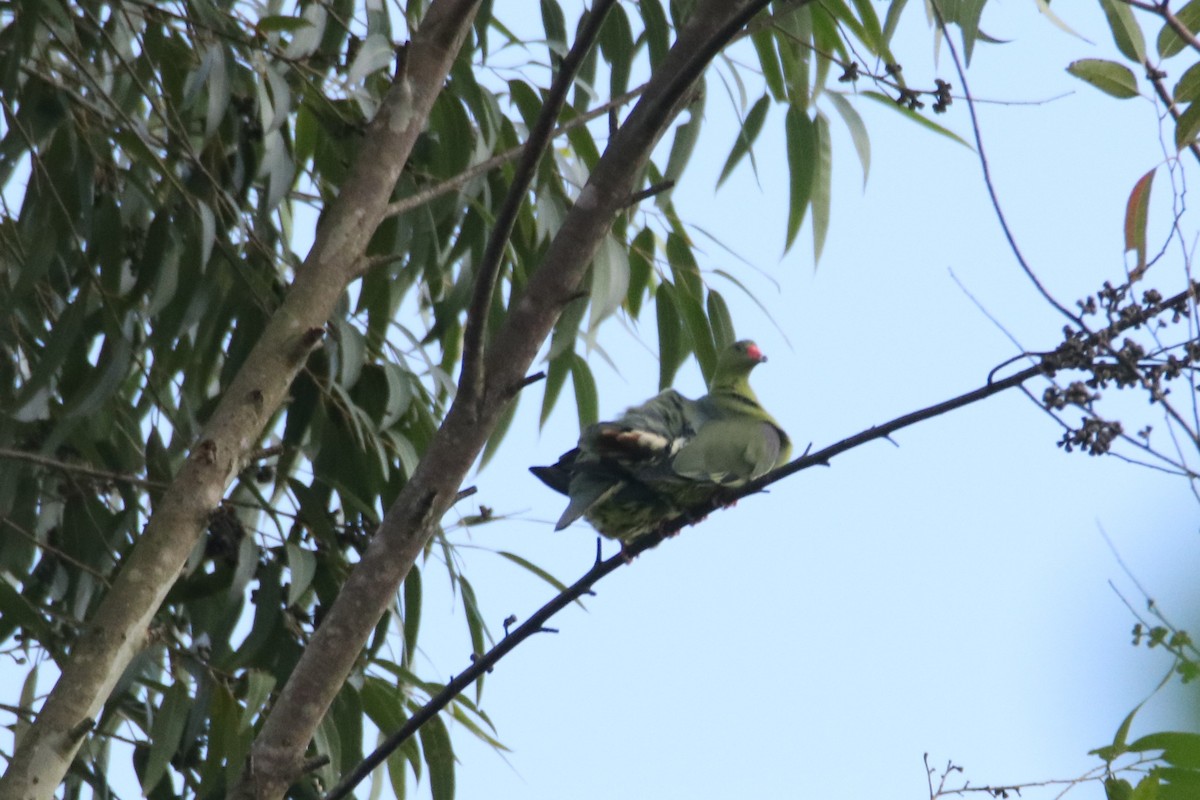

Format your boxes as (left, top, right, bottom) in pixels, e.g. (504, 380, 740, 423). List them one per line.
(927, 0, 1082, 327)
(324, 281, 1199, 794)
(234, 3, 777, 797)
(458, 0, 620, 406)
(381, 86, 646, 222)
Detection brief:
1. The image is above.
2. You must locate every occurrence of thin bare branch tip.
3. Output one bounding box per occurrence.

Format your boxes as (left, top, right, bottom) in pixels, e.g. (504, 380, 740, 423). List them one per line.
(516, 371, 547, 392)
(454, 485, 479, 503)
(625, 180, 676, 207)
(301, 755, 331, 775)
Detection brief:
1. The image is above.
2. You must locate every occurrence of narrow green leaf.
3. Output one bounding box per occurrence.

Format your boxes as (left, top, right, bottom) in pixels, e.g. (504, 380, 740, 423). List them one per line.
(812, 112, 833, 264)
(784, 105, 817, 253)
(1099, 0, 1147, 62)
(1124, 168, 1156, 277)
(16, 666, 38, 746)
(1066, 58, 1140, 99)
(285, 542, 317, 605)
(569, 353, 598, 429)
(705, 290, 735, 350)
(777, 12, 812, 109)
(640, 0, 670, 67)
(849, 0, 885, 51)
(418, 714, 456, 800)
(826, 92, 870, 187)
(717, 94, 770, 188)
(65, 317, 136, 419)
(1158, 0, 1200, 58)
(626, 227, 655, 318)
(540, 352, 571, 427)
(402, 566, 422, 665)
(660, 85, 705, 199)
(507, 80, 543, 129)
(861, 91, 974, 148)
(599, 3, 633, 97)
(387, 745, 409, 800)
(541, 0, 568, 60)
(257, 15, 316, 33)
(941, 0, 987, 64)
(143, 682, 192, 794)
(656, 282, 687, 390)
(588, 234, 631, 340)
(675, 287, 716, 384)
(497, 551, 579, 600)
(1033, 0, 1088, 41)
(458, 576, 488, 703)
(239, 671, 277, 730)
(665, 231, 703, 298)
(882, 0, 909, 44)
(751, 29, 786, 101)
(449, 704, 509, 751)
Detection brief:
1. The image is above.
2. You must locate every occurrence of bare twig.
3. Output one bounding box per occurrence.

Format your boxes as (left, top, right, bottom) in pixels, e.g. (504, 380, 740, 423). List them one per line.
(380, 86, 646, 222)
(927, 0, 1082, 326)
(0, 447, 164, 489)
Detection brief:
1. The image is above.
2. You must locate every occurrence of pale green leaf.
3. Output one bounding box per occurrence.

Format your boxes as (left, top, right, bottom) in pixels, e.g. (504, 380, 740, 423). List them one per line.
(656, 282, 687, 390)
(660, 84, 705, 202)
(706, 290, 735, 349)
(285, 542, 317, 605)
(1099, 0, 1147, 62)
(402, 566, 422, 665)
(1067, 58, 1140, 99)
(1033, 0, 1089, 41)
(812, 112, 832, 264)
(418, 714, 456, 800)
(569, 353, 598, 429)
(587, 234, 631, 343)
(825, 91, 870, 186)
(784, 105, 816, 253)
(717, 93, 770, 188)
(143, 682, 192, 794)
(861, 91, 974, 148)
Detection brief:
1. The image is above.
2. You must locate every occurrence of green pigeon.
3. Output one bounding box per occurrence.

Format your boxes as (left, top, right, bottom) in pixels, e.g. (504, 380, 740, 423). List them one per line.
(530, 340, 791, 541)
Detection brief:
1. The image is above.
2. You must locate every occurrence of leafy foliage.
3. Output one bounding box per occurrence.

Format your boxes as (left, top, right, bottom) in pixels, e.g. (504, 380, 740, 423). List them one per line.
(0, 0, 993, 796)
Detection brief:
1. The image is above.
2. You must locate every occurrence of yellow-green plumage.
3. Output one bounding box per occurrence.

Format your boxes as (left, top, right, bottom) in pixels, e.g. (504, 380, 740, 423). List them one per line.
(530, 340, 790, 541)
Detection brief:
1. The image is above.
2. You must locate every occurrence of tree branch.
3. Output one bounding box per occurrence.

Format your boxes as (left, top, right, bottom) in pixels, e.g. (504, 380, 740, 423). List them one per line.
(0, 447, 164, 489)
(0, 2, 484, 799)
(1145, 60, 1200, 167)
(927, 0, 1082, 326)
(458, 0, 619, 407)
(380, 86, 646, 222)
(323, 281, 1200, 793)
(235, 2, 776, 797)
(1120, 0, 1200, 58)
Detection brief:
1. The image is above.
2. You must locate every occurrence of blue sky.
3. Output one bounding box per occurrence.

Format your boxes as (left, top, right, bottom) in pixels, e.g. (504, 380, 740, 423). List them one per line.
(411, 3, 1200, 799)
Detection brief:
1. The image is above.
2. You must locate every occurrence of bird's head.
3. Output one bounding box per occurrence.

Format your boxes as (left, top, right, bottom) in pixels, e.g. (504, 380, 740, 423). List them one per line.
(711, 340, 767, 391)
